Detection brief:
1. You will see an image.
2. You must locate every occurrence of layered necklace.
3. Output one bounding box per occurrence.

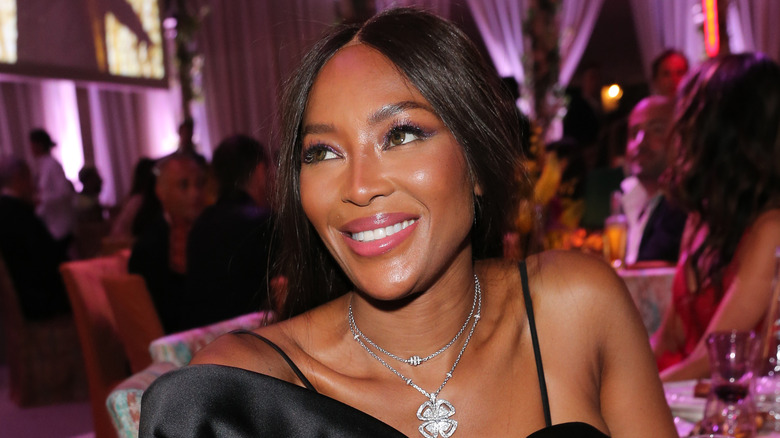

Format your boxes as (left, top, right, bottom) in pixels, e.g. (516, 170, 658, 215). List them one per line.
(347, 275, 482, 438)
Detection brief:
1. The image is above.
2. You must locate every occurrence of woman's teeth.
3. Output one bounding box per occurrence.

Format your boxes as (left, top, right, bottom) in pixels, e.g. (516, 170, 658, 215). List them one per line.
(351, 219, 416, 242)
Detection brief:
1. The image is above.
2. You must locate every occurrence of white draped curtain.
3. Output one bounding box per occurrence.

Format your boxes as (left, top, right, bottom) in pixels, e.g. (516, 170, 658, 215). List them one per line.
(627, 0, 704, 80)
(728, 0, 780, 62)
(466, 0, 604, 118)
(197, 0, 337, 152)
(558, 0, 605, 86)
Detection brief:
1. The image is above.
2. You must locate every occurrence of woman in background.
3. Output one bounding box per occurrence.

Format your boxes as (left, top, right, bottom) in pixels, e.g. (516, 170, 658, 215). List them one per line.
(141, 9, 675, 437)
(653, 53, 780, 381)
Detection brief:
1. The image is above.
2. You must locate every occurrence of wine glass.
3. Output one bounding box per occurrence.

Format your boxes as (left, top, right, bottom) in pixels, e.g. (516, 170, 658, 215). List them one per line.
(699, 331, 758, 437)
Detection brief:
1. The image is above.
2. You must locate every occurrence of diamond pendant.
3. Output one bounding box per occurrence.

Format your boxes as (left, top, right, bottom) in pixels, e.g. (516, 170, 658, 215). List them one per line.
(416, 397, 457, 438)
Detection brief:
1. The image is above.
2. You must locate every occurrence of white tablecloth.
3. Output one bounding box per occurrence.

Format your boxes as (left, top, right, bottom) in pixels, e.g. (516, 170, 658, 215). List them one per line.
(665, 380, 780, 437)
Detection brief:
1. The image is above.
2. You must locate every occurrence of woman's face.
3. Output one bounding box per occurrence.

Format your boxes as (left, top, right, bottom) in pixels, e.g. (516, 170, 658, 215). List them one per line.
(299, 44, 477, 300)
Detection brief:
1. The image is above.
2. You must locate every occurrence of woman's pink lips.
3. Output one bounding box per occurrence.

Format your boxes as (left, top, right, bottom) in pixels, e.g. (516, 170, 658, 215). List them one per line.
(341, 218, 419, 257)
(340, 212, 418, 234)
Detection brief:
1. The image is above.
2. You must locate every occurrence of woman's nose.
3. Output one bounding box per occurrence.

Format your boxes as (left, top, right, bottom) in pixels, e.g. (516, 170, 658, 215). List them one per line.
(340, 152, 393, 207)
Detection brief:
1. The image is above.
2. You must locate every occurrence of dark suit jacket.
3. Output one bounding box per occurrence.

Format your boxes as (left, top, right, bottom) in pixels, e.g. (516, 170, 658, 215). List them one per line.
(185, 190, 273, 328)
(0, 195, 70, 320)
(128, 213, 187, 334)
(637, 196, 687, 263)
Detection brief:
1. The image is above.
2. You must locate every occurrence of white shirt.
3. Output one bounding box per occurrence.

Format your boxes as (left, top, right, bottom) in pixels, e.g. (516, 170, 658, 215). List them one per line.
(620, 176, 662, 265)
(33, 154, 75, 240)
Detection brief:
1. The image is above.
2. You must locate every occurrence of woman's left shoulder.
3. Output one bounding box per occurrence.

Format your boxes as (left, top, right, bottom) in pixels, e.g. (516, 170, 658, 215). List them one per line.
(529, 250, 629, 299)
(481, 251, 634, 324)
(748, 208, 780, 239)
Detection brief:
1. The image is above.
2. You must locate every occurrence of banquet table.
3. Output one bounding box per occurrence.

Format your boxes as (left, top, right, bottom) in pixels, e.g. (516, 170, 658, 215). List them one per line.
(665, 380, 780, 437)
(618, 266, 676, 334)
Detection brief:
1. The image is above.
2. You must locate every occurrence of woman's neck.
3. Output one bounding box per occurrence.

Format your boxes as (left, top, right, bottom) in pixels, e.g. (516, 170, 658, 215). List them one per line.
(347, 262, 479, 357)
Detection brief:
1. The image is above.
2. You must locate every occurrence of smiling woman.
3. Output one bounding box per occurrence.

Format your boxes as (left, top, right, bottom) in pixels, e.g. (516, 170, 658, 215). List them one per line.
(139, 8, 677, 438)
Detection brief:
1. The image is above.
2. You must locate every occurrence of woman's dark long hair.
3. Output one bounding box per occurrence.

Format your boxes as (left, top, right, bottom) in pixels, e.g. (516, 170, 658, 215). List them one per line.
(273, 8, 527, 319)
(667, 53, 780, 295)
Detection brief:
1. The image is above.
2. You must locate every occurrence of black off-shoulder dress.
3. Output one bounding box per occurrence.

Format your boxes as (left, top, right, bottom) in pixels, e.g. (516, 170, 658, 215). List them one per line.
(139, 261, 609, 437)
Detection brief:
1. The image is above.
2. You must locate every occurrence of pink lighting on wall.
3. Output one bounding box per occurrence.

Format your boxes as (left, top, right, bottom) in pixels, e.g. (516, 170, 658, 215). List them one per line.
(702, 0, 720, 57)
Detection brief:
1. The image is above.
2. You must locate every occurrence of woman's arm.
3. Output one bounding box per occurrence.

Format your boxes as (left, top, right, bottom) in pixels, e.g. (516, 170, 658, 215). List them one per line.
(660, 209, 780, 382)
(534, 251, 677, 437)
(587, 259, 678, 437)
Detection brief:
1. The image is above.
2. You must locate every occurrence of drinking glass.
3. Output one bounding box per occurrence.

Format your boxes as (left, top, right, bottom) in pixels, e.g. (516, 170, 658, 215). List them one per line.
(700, 331, 758, 438)
(602, 214, 627, 268)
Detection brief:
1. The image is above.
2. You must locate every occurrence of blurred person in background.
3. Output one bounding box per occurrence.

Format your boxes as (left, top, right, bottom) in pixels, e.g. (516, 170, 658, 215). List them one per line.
(652, 53, 780, 381)
(72, 165, 109, 259)
(109, 157, 156, 240)
(621, 96, 686, 266)
(174, 118, 207, 166)
(651, 49, 689, 98)
(129, 153, 206, 333)
(0, 156, 70, 320)
(29, 128, 75, 256)
(186, 134, 275, 327)
(74, 165, 105, 222)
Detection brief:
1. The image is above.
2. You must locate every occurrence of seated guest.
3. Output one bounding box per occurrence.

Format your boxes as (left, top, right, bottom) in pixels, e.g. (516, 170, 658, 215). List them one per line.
(129, 154, 206, 333)
(74, 165, 105, 222)
(0, 157, 70, 320)
(109, 157, 156, 240)
(621, 96, 686, 265)
(186, 134, 275, 327)
(73, 165, 109, 259)
(653, 53, 780, 381)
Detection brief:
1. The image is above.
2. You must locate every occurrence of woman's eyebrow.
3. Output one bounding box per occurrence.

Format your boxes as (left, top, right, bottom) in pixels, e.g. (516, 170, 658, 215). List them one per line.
(301, 101, 435, 136)
(368, 101, 434, 125)
(302, 122, 334, 136)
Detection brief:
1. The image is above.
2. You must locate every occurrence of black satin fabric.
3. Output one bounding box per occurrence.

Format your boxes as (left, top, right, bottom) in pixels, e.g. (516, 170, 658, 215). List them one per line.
(527, 422, 609, 438)
(139, 364, 609, 437)
(139, 364, 406, 437)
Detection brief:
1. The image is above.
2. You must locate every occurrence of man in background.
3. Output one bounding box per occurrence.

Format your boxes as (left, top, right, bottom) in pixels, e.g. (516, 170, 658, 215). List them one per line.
(29, 128, 76, 256)
(129, 153, 206, 333)
(174, 118, 207, 166)
(621, 96, 686, 265)
(186, 135, 275, 326)
(0, 156, 70, 320)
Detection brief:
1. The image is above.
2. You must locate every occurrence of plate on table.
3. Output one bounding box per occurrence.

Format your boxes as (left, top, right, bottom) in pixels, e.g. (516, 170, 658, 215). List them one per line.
(664, 379, 707, 423)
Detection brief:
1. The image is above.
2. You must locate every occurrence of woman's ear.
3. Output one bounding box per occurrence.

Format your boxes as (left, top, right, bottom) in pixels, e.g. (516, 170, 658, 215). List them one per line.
(474, 182, 483, 197)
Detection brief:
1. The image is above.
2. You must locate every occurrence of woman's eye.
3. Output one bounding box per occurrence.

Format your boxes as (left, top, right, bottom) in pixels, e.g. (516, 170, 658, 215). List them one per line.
(302, 145, 338, 164)
(389, 130, 416, 146)
(386, 124, 428, 148)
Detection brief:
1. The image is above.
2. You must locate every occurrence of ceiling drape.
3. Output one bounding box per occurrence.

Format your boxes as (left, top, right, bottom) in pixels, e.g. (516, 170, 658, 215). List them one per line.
(627, 0, 704, 81)
(466, 0, 603, 121)
(197, 0, 337, 154)
(728, 0, 780, 62)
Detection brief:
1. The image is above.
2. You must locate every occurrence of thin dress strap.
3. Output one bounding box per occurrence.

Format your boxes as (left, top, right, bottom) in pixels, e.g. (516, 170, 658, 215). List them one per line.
(519, 260, 552, 427)
(231, 329, 317, 392)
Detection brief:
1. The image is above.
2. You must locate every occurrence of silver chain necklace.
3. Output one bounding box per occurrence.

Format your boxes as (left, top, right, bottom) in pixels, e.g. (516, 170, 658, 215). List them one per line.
(347, 274, 482, 438)
(349, 277, 478, 366)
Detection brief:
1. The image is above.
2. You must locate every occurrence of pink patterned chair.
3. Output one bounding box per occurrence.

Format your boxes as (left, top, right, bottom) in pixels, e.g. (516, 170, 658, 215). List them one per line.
(106, 311, 274, 438)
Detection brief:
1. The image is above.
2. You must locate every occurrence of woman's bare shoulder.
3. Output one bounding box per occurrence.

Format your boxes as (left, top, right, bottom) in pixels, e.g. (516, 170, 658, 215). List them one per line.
(189, 320, 303, 383)
(528, 250, 628, 298)
(748, 208, 780, 241)
(523, 250, 639, 331)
